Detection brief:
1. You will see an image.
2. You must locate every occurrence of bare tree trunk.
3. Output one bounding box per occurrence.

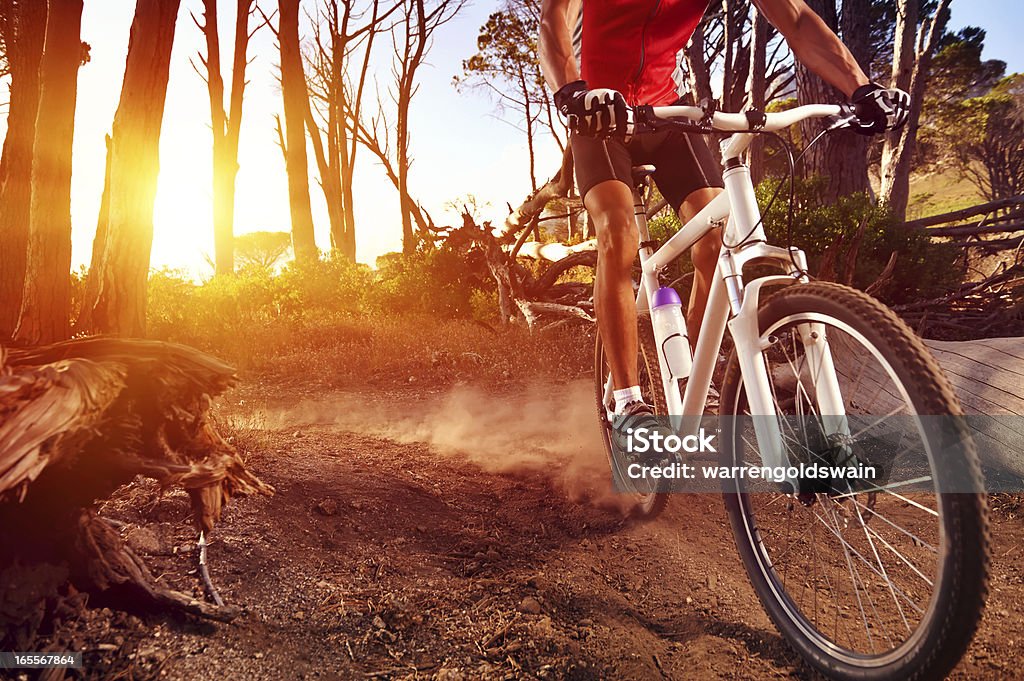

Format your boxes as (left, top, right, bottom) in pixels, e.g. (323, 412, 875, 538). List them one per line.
(305, 1, 347, 258)
(397, 50, 415, 255)
(746, 5, 767, 184)
(303, 77, 344, 253)
(0, 1, 46, 338)
(879, 0, 918, 202)
(76, 135, 113, 336)
(721, 0, 734, 103)
(684, 17, 712, 103)
(76, 0, 180, 337)
(15, 0, 83, 344)
(394, 0, 419, 256)
(794, 0, 869, 203)
(720, 0, 750, 112)
(344, 0, 459, 255)
(393, 0, 462, 254)
(335, 78, 354, 260)
(201, 0, 229, 275)
(279, 0, 318, 262)
(880, 0, 950, 221)
(340, 144, 357, 260)
(197, 0, 257, 276)
(519, 67, 537, 192)
(223, 1, 255, 266)
(305, 0, 391, 263)
(395, 0, 419, 256)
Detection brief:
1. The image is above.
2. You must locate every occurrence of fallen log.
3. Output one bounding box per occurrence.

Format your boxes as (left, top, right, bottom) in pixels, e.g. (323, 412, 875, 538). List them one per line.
(0, 338, 272, 648)
(924, 337, 1024, 480)
(905, 193, 1024, 229)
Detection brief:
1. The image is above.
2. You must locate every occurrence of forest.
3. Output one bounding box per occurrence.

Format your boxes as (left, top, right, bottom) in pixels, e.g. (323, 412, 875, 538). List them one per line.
(1, 0, 1023, 679)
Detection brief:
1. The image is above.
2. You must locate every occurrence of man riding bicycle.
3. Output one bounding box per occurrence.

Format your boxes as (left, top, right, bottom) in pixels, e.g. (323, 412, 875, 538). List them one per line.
(539, 0, 910, 422)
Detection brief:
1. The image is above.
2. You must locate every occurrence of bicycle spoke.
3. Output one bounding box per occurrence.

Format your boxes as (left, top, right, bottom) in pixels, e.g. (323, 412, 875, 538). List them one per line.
(852, 498, 912, 633)
(830, 477, 936, 508)
(849, 497, 938, 553)
(847, 406, 905, 442)
(864, 521, 934, 587)
(817, 499, 876, 650)
(812, 507, 925, 616)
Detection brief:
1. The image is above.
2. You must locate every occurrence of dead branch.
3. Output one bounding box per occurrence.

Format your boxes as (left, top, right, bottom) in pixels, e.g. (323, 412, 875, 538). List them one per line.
(516, 300, 595, 332)
(503, 145, 574, 236)
(894, 265, 1023, 313)
(526, 250, 598, 297)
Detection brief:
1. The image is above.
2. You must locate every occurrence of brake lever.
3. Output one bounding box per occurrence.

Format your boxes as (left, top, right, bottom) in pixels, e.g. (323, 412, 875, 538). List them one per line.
(824, 103, 859, 132)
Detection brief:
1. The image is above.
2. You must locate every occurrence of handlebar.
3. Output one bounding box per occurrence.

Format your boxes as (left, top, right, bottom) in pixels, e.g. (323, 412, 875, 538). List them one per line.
(637, 102, 855, 135)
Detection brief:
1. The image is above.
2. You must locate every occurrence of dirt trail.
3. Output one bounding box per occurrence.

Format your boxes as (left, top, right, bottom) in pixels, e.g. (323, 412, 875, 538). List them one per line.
(68, 381, 1024, 680)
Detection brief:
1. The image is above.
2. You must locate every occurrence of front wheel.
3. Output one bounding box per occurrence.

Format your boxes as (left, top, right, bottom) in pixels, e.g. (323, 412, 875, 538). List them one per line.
(718, 282, 990, 680)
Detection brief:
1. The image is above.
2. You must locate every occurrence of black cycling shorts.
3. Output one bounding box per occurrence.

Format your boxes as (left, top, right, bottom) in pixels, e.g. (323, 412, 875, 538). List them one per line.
(571, 128, 724, 213)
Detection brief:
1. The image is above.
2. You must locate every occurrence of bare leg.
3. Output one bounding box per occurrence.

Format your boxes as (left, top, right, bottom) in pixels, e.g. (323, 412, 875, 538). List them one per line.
(679, 187, 725, 345)
(588, 179, 640, 390)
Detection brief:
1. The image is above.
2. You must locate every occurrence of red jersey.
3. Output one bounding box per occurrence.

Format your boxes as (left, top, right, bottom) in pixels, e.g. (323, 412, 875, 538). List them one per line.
(577, 0, 710, 106)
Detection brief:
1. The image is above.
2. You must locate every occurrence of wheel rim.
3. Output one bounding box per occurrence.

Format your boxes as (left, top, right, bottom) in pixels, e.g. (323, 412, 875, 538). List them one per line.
(726, 311, 946, 666)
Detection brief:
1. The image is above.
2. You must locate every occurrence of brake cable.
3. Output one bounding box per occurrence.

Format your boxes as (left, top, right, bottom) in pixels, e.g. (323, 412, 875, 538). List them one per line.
(719, 117, 848, 277)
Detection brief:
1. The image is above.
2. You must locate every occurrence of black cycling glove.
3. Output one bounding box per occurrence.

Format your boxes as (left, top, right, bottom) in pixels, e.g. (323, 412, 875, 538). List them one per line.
(554, 80, 632, 138)
(850, 83, 911, 135)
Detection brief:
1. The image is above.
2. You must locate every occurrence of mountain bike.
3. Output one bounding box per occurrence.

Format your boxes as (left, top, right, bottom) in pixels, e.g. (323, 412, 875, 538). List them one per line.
(593, 101, 990, 680)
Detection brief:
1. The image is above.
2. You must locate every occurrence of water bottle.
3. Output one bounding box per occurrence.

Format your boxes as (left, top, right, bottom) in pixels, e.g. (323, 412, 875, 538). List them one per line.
(651, 287, 692, 381)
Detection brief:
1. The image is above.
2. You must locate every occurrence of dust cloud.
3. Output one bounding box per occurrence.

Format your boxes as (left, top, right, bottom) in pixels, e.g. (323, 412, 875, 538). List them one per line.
(270, 380, 635, 514)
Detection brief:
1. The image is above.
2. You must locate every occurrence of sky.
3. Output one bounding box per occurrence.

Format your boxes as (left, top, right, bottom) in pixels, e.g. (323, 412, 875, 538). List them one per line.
(1, 0, 1022, 276)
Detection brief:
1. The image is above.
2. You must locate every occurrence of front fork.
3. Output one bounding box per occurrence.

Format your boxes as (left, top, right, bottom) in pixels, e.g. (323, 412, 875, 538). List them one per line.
(724, 246, 850, 490)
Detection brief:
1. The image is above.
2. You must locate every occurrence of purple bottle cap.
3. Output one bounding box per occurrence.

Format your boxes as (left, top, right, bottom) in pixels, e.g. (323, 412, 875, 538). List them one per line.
(652, 286, 682, 308)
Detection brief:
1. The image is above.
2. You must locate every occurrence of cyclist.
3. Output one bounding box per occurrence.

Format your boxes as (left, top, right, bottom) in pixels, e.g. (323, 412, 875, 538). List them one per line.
(539, 0, 910, 423)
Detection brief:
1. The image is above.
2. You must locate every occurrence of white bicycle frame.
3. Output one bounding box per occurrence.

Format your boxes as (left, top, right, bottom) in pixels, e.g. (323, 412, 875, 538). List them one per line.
(603, 104, 853, 476)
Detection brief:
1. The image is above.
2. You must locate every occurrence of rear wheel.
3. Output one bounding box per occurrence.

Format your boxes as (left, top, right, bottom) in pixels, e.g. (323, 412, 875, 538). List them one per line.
(718, 282, 989, 680)
(595, 312, 669, 519)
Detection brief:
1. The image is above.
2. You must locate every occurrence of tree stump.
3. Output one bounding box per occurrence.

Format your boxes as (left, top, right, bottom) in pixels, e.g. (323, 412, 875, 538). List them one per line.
(0, 338, 273, 648)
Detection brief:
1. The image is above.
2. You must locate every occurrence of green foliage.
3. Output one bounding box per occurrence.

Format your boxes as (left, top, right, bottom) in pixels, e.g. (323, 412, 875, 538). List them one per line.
(919, 26, 1008, 173)
(371, 242, 491, 317)
(929, 27, 1006, 103)
(454, 0, 545, 114)
(469, 289, 500, 323)
(947, 74, 1024, 201)
(757, 178, 962, 303)
(458, 4, 539, 85)
(145, 241, 505, 368)
(453, 0, 564, 182)
(637, 178, 960, 304)
(147, 259, 373, 364)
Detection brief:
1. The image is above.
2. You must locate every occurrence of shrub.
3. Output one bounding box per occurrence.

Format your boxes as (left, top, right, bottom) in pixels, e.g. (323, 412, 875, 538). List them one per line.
(757, 179, 963, 304)
(371, 243, 492, 318)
